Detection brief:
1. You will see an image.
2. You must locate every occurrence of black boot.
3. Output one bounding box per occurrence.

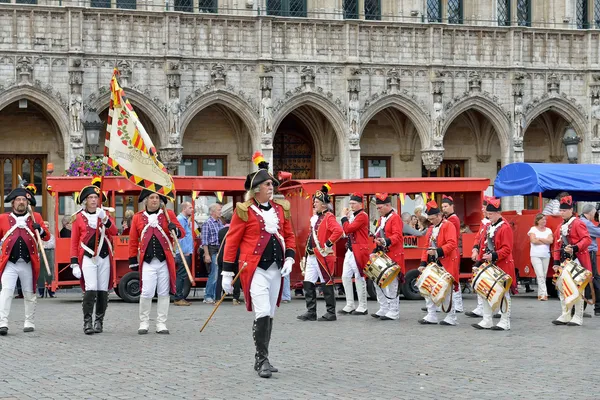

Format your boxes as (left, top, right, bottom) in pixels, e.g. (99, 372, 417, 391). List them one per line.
(265, 318, 278, 373)
(297, 281, 317, 321)
(318, 284, 337, 321)
(94, 291, 108, 333)
(253, 316, 272, 378)
(83, 290, 97, 335)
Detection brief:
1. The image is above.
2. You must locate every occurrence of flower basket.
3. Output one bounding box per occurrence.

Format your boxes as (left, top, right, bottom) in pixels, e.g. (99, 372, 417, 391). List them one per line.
(64, 156, 116, 177)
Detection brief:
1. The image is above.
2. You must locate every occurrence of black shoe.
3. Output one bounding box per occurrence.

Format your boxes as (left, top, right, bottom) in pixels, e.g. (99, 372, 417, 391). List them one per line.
(0, 327, 7, 336)
(38, 288, 45, 297)
(471, 323, 489, 330)
(337, 309, 352, 315)
(552, 320, 568, 325)
(465, 311, 482, 318)
(490, 325, 509, 331)
(23, 327, 34, 333)
(48, 291, 55, 298)
(439, 320, 456, 326)
(421, 307, 427, 312)
(525, 287, 535, 293)
(583, 312, 592, 318)
(350, 310, 368, 315)
(418, 319, 437, 325)
(297, 312, 317, 321)
(138, 328, 149, 334)
(567, 321, 582, 326)
(82, 290, 97, 335)
(318, 312, 337, 321)
(493, 314, 501, 319)
(371, 313, 381, 319)
(379, 316, 394, 321)
(257, 362, 272, 378)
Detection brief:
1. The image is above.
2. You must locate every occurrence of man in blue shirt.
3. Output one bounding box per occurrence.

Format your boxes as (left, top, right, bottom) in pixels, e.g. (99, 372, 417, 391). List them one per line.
(202, 203, 224, 304)
(580, 204, 600, 316)
(174, 202, 194, 306)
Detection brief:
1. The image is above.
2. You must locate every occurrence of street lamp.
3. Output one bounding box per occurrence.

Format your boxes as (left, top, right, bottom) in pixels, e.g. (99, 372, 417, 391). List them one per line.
(82, 110, 103, 156)
(562, 126, 581, 164)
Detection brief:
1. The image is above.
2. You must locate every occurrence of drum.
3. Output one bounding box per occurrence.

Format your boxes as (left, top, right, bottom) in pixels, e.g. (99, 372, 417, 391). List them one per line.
(364, 251, 401, 289)
(416, 262, 454, 306)
(472, 262, 512, 311)
(554, 259, 592, 312)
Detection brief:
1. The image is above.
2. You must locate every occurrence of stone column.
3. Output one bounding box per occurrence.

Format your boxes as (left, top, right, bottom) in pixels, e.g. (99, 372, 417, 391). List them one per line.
(259, 75, 274, 167)
(505, 73, 526, 211)
(161, 60, 183, 175)
(589, 76, 600, 164)
(347, 78, 361, 179)
(68, 58, 85, 162)
(422, 74, 445, 172)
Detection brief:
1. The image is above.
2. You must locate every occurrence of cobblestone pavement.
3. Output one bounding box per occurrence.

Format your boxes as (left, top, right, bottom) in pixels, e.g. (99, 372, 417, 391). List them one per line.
(0, 290, 598, 400)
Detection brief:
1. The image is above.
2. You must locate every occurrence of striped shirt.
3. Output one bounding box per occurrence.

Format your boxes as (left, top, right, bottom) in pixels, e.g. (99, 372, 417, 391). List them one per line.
(201, 217, 224, 246)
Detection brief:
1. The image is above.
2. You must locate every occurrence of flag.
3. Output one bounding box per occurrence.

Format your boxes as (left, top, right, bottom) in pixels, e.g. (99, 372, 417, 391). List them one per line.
(215, 191, 224, 203)
(104, 69, 175, 200)
(399, 193, 405, 206)
(191, 191, 198, 201)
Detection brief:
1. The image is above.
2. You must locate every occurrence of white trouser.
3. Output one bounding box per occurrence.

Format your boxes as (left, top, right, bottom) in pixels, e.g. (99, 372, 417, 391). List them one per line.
(141, 258, 170, 298)
(342, 250, 365, 311)
(375, 279, 399, 319)
(530, 256, 549, 297)
(304, 255, 325, 284)
(250, 263, 282, 319)
(82, 256, 111, 292)
(423, 297, 439, 323)
(0, 260, 34, 328)
(452, 288, 464, 312)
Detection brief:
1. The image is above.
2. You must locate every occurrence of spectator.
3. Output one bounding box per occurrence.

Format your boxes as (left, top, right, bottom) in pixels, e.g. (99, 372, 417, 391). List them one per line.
(38, 221, 56, 298)
(121, 209, 134, 235)
(401, 212, 425, 236)
(216, 214, 242, 305)
(59, 215, 72, 238)
(409, 215, 418, 229)
(201, 203, 224, 304)
(543, 192, 569, 216)
(460, 222, 473, 234)
(174, 202, 194, 306)
(528, 213, 553, 301)
(580, 203, 600, 316)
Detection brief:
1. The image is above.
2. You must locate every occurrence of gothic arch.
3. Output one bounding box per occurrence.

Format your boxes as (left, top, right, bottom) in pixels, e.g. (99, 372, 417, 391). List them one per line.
(523, 97, 588, 140)
(271, 92, 346, 148)
(359, 95, 430, 148)
(180, 90, 260, 150)
(88, 88, 169, 148)
(0, 85, 68, 157)
(442, 96, 512, 154)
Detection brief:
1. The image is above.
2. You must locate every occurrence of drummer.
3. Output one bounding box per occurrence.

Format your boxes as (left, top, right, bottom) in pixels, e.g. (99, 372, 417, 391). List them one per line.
(371, 193, 404, 321)
(441, 195, 464, 313)
(472, 197, 516, 331)
(418, 201, 459, 326)
(466, 197, 491, 319)
(551, 195, 592, 326)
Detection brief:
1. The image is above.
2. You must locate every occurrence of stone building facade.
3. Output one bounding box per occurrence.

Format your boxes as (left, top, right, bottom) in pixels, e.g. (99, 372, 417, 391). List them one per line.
(1, 0, 600, 220)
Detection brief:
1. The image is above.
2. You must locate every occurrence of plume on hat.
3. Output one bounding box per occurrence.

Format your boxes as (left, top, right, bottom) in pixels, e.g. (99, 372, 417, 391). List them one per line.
(252, 151, 269, 170)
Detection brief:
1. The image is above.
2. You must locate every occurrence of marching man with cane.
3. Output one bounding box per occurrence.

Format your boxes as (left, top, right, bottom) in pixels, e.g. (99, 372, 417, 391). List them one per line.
(0, 184, 49, 335)
(129, 189, 184, 335)
(221, 152, 296, 379)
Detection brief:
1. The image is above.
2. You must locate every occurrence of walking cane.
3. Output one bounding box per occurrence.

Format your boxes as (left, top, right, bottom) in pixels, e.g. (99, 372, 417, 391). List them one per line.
(200, 262, 247, 333)
(161, 204, 195, 286)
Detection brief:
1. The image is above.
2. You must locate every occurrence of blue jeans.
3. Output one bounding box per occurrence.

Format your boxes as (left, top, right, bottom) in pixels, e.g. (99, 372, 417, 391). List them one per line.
(281, 273, 291, 301)
(205, 253, 218, 301)
(174, 254, 192, 301)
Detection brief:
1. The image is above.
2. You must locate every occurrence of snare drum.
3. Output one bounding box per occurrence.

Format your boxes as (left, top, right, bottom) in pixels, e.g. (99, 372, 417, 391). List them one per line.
(416, 262, 454, 306)
(364, 251, 401, 289)
(472, 263, 512, 311)
(555, 259, 592, 312)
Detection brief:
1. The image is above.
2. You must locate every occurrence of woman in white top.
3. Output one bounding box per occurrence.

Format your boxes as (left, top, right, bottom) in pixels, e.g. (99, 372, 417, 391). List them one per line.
(528, 213, 554, 301)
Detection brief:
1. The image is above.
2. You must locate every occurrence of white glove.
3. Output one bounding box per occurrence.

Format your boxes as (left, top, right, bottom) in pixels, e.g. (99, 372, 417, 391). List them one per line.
(222, 271, 234, 294)
(71, 264, 82, 279)
(281, 257, 294, 277)
(97, 208, 106, 222)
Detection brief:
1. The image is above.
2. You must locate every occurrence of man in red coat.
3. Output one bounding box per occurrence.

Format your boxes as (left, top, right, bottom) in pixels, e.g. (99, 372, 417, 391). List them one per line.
(473, 197, 516, 331)
(441, 195, 464, 313)
(70, 178, 118, 335)
(129, 189, 183, 335)
(418, 201, 459, 326)
(297, 183, 343, 322)
(0, 185, 49, 336)
(551, 195, 592, 326)
(372, 193, 404, 321)
(339, 192, 370, 315)
(466, 197, 491, 319)
(222, 152, 296, 378)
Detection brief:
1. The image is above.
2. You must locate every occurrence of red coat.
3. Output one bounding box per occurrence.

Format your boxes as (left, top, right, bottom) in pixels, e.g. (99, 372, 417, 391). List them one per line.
(342, 210, 371, 276)
(446, 213, 460, 236)
(420, 219, 459, 282)
(0, 212, 50, 291)
(374, 211, 405, 274)
(70, 211, 118, 290)
(552, 217, 592, 271)
(477, 218, 516, 284)
(223, 199, 296, 312)
(308, 211, 343, 285)
(473, 219, 490, 253)
(128, 209, 184, 294)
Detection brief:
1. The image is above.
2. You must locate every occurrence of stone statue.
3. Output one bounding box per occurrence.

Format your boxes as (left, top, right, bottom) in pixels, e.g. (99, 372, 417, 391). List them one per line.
(432, 94, 444, 139)
(514, 97, 525, 139)
(348, 92, 360, 138)
(70, 94, 82, 132)
(592, 98, 600, 139)
(168, 89, 180, 136)
(260, 89, 273, 136)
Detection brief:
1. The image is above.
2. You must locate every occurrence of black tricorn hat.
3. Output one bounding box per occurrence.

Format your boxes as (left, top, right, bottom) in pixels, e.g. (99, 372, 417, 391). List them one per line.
(78, 177, 106, 205)
(138, 189, 168, 204)
(4, 185, 37, 207)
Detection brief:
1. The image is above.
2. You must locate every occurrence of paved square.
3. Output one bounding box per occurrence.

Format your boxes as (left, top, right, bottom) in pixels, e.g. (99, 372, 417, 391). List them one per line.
(0, 291, 598, 399)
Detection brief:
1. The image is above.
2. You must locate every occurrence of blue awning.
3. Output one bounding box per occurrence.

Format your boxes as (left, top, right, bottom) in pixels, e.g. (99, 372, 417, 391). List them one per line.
(494, 163, 600, 201)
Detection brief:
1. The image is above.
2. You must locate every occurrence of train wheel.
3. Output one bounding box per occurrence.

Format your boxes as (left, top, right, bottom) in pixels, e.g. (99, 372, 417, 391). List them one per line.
(118, 271, 141, 303)
(402, 270, 423, 300)
(366, 279, 377, 300)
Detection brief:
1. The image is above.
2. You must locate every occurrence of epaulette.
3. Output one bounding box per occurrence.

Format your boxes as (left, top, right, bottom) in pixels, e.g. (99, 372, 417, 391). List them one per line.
(70, 209, 83, 223)
(273, 199, 291, 220)
(235, 200, 254, 222)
